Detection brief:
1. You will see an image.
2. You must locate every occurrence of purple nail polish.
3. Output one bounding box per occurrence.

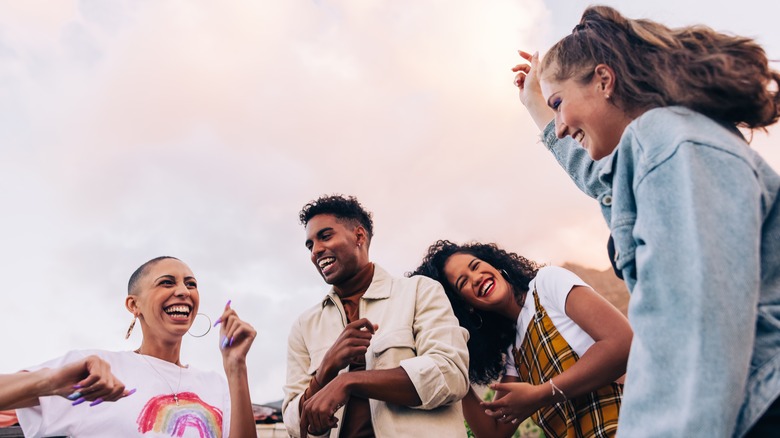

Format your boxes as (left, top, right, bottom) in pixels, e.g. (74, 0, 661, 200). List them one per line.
(67, 391, 82, 401)
(226, 299, 232, 307)
(72, 397, 86, 406)
(221, 336, 229, 349)
(126, 388, 137, 396)
(213, 318, 222, 327)
(230, 336, 235, 347)
(89, 398, 104, 407)
(73, 384, 83, 389)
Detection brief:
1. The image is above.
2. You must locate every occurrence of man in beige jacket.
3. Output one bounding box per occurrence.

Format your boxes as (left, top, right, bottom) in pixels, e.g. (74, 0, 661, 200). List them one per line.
(282, 195, 470, 437)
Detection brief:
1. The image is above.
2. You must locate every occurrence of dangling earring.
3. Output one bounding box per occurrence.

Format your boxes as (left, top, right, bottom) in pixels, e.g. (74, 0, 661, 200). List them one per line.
(469, 309, 483, 329)
(187, 313, 212, 338)
(125, 316, 137, 340)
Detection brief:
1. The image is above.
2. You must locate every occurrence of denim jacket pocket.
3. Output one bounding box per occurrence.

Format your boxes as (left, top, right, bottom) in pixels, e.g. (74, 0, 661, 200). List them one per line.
(368, 326, 416, 370)
(610, 215, 637, 272)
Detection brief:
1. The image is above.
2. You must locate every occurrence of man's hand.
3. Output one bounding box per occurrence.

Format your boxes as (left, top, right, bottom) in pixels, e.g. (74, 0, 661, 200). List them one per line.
(317, 318, 377, 385)
(300, 374, 351, 437)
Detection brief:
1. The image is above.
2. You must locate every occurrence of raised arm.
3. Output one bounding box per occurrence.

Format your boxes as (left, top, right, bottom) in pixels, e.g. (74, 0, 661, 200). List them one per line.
(514, 50, 608, 199)
(216, 301, 257, 438)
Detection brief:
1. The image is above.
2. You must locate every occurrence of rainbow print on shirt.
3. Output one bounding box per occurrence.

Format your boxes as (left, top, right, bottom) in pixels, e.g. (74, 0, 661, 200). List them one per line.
(136, 392, 223, 437)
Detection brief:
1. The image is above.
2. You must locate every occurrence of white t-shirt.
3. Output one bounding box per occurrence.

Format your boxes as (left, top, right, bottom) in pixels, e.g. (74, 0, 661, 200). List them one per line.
(16, 350, 231, 438)
(505, 266, 593, 377)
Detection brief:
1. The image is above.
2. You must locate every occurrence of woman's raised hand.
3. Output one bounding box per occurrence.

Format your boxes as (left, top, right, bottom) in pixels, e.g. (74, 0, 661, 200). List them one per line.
(214, 300, 257, 366)
(512, 50, 554, 130)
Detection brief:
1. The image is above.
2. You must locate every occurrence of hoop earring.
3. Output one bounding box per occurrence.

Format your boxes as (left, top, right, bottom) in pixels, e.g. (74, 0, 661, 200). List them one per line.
(469, 310, 483, 329)
(500, 269, 512, 282)
(188, 313, 212, 338)
(125, 316, 137, 340)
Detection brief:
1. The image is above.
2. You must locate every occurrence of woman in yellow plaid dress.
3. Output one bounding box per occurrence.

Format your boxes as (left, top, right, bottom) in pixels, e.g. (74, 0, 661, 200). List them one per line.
(412, 241, 631, 438)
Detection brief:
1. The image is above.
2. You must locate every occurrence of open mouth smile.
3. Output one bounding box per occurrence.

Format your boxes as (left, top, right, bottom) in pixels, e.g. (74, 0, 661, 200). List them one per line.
(317, 256, 336, 274)
(478, 279, 495, 298)
(164, 304, 192, 321)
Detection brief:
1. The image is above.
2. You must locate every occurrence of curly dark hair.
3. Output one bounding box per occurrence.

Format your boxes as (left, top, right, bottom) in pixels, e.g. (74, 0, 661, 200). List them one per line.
(298, 194, 374, 242)
(408, 240, 540, 385)
(541, 5, 780, 130)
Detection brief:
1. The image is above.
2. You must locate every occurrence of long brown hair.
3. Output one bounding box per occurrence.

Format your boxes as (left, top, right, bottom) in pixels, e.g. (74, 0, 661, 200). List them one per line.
(540, 5, 780, 130)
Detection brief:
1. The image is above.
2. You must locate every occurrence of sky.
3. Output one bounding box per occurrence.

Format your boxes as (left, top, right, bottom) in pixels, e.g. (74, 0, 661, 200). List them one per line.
(1, 0, 778, 404)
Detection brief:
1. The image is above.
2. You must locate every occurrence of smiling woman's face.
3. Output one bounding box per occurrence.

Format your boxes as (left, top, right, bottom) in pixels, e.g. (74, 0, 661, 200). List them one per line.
(131, 258, 200, 341)
(443, 253, 513, 314)
(540, 63, 633, 160)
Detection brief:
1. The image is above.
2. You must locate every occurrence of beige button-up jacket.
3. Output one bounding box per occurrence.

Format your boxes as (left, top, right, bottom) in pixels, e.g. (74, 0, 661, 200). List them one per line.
(283, 265, 470, 437)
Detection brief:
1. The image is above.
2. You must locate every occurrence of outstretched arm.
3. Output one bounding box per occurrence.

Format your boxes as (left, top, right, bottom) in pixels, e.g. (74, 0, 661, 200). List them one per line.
(1, 356, 133, 410)
(216, 301, 257, 438)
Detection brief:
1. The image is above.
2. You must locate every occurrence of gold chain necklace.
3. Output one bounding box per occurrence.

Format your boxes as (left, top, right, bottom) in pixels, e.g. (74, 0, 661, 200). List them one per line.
(134, 350, 183, 406)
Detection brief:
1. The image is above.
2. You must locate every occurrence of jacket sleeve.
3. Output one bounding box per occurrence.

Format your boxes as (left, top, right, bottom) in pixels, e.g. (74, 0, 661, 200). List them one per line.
(282, 319, 328, 438)
(541, 120, 609, 199)
(400, 277, 470, 410)
(616, 142, 760, 436)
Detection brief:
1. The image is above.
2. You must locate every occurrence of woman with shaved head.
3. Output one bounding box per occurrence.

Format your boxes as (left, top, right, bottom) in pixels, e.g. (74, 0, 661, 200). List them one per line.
(10, 256, 257, 438)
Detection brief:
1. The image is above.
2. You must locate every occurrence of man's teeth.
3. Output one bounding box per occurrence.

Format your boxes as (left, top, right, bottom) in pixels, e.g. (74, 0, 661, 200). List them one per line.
(318, 257, 335, 269)
(164, 305, 190, 315)
(574, 131, 585, 143)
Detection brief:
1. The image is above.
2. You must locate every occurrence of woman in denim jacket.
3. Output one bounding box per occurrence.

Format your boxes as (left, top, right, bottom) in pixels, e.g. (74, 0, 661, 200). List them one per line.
(513, 5, 780, 437)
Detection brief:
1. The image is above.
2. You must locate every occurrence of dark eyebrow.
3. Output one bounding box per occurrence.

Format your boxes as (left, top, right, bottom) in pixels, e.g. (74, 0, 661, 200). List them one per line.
(317, 227, 334, 238)
(154, 274, 175, 282)
(468, 258, 479, 269)
(184, 276, 197, 283)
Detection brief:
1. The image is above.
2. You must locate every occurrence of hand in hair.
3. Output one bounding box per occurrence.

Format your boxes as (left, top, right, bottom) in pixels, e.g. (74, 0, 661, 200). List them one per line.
(513, 50, 555, 130)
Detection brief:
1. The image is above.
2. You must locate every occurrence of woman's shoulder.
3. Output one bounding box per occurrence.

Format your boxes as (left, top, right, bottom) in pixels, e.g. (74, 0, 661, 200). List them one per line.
(532, 265, 581, 285)
(625, 107, 749, 166)
(529, 265, 588, 295)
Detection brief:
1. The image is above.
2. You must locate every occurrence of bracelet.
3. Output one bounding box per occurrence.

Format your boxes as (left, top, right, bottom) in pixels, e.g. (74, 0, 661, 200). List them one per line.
(549, 378, 567, 401)
(313, 371, 324, 388)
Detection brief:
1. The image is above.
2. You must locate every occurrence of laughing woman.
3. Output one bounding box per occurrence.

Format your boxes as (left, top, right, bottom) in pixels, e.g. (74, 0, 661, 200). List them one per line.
(14, 256, 257, 438)
(512, 5, 780, 437)
(411, 241, 631, 438)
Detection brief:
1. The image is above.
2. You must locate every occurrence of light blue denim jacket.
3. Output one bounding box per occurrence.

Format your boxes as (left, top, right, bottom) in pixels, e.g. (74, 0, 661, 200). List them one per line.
(541, 107, 780, 437)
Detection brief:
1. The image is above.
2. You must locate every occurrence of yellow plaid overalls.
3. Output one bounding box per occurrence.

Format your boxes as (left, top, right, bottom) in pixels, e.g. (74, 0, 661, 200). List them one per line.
(512, 288, 623, 438)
